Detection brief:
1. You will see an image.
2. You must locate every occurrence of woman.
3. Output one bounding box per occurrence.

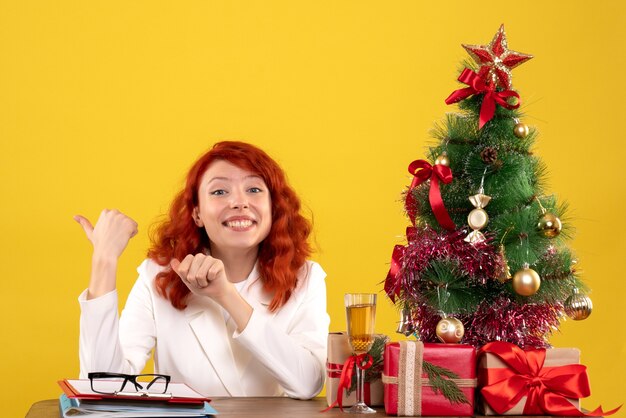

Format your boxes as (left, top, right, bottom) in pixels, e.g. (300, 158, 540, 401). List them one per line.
(74, 141, 329, 399)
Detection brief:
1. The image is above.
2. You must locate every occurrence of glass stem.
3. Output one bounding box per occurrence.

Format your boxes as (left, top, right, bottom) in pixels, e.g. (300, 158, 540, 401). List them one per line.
(356, 361, 365, 405)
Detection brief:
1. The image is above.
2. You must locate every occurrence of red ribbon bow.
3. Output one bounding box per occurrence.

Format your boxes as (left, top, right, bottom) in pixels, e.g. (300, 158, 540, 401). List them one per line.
(405, 159, 456, 231)
(384, 244, 406, 303)
(445, 68, 521, 129)
(323, 353, 373, 412)
(479, 341, 621, 416)
(384, 227, 416, 302)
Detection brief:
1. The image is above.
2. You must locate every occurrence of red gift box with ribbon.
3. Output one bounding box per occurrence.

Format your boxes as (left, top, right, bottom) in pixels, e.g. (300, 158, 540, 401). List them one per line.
(325, 332, 385, 408)
(382, 341, 476, 416)
(478, 341, 621, 416)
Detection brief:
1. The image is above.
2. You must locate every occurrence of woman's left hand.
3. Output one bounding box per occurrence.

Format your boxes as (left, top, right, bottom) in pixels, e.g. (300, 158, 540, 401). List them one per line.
(171, 253, 253, 331)
(170, 254, 233, 301)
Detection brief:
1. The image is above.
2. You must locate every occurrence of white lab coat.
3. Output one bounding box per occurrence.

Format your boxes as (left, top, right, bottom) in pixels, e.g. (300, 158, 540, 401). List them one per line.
(79, 259, 330, 399)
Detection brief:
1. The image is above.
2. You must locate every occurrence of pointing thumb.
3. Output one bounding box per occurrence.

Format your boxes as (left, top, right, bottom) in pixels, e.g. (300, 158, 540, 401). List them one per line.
(73, 215, 94, 242)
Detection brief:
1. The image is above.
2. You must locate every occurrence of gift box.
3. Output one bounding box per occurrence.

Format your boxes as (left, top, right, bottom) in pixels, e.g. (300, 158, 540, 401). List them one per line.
(325, 332, 386, 408)
(478, 341, 585, 416)
(382, 341, 476, 416)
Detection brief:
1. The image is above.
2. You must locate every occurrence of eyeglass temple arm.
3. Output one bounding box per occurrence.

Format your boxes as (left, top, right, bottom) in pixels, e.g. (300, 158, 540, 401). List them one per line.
(128, 378, 144, 391)
(145, 376, 169, 391)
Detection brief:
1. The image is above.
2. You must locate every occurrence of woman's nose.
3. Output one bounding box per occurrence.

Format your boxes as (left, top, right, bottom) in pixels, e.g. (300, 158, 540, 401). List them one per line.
(230, 189, 249, 209)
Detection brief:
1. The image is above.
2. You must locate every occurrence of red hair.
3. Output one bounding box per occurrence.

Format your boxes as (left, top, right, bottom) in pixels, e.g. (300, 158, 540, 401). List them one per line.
(148, 141, 312, 312)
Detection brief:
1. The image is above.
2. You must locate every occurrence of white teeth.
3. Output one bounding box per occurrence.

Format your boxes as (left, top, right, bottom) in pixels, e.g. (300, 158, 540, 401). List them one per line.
(226, 220, 253, 228)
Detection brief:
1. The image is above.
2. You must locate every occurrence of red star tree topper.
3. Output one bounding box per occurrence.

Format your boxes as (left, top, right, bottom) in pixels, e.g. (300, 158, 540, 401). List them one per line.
(462, 24, 533, 89)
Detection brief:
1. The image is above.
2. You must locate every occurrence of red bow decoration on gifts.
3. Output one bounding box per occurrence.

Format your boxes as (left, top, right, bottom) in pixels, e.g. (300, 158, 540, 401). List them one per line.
(479, 341, 621, 416)
(405, 159, 456, 231)
(323, 353, 374, 412)
(445, 68, 521, 129)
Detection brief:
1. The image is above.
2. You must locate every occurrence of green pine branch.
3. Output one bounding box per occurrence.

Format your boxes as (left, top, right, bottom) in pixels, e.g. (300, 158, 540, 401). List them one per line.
(421, 259, 483, 313)
(422, 360, 470, 405)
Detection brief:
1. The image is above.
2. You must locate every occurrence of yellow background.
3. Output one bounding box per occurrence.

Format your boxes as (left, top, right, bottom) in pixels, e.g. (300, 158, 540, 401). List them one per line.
(1, 1, 624, 416)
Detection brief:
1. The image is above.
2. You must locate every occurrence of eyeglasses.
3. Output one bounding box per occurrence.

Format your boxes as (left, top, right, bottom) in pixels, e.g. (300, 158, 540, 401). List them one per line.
(88, 372, 171, 397)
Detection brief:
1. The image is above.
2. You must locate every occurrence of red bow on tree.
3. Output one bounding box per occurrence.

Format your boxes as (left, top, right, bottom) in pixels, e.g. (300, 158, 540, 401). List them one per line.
(445, 68, 520, 129)
(384, 227, 417, 302)
(405, 159, 456, 231)
(479, 341, 621, 416)
(384, 244, 405, 303)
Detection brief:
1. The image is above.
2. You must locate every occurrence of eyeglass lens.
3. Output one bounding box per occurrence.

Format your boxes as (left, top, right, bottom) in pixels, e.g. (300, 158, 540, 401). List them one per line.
(90, 374, 170, 394)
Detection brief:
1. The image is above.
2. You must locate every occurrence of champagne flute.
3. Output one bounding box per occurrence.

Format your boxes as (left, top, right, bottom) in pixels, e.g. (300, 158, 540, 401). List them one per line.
(344, 293, 377, 414)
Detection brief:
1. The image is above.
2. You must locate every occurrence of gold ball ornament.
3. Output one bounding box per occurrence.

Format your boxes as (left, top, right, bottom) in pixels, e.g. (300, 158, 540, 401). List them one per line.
(564, 289, 593, 320)
(513, 122, 529, 138)
(512, 265, 541, 296)
(538, 212, 562, 238)
(436, 317, 465, 343)
(435, 152, 450, 167)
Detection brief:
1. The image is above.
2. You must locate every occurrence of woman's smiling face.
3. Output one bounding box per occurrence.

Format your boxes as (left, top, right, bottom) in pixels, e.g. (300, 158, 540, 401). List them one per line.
(194, 160, 272, 257)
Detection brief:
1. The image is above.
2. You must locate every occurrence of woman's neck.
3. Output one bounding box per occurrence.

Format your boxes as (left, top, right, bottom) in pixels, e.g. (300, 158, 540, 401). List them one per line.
(210, 246, 259, 283)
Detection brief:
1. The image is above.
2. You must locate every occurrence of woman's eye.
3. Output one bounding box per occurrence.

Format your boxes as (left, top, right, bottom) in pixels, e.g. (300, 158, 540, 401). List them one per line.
(210, 189, 227, 196)
(248, 187, 263, 193)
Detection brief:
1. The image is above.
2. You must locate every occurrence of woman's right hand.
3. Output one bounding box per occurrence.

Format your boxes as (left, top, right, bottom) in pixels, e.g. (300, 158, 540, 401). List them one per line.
(74, 210, 138, 299)
(74, 210, 138, 260)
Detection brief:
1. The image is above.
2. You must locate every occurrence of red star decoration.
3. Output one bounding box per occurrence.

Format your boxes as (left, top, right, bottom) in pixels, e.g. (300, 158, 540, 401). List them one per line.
(462, 25, 533, 89)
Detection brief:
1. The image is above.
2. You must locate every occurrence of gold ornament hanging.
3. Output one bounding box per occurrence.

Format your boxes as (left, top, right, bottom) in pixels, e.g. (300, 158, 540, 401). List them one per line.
(512, 264, 541, 296)
(496, 245, 512, 283)
(436, 316, 465, 343)
(564, 288, 593, 320)
(435, 151, 450, 167)
(465, 192, 491, 244)
(396, 307, 416, 336)
(538, 212, 562, 238)
(535, 197, 562, 238)
(513, 122, 529, 138)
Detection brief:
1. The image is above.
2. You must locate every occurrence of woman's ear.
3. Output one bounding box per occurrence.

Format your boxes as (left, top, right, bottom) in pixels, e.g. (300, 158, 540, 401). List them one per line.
(192, 207, 204, 227)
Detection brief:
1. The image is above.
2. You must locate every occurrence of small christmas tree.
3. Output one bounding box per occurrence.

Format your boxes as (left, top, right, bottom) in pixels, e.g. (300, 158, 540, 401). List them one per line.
(385, 25, 593, 349)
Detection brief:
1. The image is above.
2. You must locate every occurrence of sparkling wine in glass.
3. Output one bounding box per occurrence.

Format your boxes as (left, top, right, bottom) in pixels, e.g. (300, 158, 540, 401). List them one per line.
(344, 293, 377, 414)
